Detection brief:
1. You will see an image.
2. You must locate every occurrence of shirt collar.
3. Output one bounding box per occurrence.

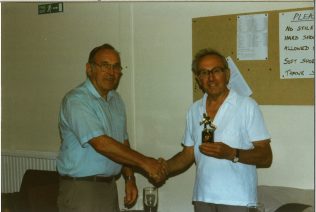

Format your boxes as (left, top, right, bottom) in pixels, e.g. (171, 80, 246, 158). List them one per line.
(201, 88, 237, 112)
(224, 89, 237, 106)
(84, 78, 114, 101)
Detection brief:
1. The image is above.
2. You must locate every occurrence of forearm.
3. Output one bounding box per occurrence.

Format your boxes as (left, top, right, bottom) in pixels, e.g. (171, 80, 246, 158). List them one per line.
(121, 140, 138, 207)
(238, 140, 273, 167)
(200, 139, 272, 167)
(90, 135, 150, 171)
(167, 146, 194, 176)
(121, 140, 136, 180)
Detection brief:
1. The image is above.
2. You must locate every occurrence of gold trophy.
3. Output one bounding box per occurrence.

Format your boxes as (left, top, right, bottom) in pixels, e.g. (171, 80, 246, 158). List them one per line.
(200, 113, 216, 143)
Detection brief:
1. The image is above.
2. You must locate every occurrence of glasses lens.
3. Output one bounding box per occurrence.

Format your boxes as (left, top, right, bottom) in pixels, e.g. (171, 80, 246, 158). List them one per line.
(213, 67, 224, 74)
(113, 64, 122, 72)
(198, 70, 207, 77)
(198, 67, 225, 77)
(93, 62, 122, 72)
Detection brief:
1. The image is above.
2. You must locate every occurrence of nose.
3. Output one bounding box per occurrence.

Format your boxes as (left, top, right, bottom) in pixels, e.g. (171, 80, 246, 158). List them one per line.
(106, 66, 115, 75)
(207, 71, 215, 80)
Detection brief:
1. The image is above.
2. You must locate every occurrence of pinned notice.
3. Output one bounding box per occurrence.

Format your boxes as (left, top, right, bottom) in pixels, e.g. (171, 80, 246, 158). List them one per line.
(279, 10, 314, 79)
(237, 13, 268, 60)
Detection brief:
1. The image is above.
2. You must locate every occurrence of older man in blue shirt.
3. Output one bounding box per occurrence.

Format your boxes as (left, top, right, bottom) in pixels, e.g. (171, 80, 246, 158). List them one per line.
(57, 43, 166, 212)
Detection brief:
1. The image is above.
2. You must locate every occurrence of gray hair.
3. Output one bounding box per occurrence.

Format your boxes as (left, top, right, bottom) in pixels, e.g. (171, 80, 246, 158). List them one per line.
(192, 48, 228, 75)
(88, 43, 120, 64)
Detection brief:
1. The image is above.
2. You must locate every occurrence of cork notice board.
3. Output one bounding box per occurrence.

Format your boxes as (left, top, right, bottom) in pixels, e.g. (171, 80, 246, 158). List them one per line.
(192, 7, 314, 105)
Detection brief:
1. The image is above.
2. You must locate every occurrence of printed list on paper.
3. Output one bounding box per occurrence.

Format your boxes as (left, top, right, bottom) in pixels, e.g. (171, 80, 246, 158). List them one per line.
(237, 13, 268, 61)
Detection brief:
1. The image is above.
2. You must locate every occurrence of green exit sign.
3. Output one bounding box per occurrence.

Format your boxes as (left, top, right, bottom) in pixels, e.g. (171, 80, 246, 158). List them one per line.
(38, 2, 63, 15)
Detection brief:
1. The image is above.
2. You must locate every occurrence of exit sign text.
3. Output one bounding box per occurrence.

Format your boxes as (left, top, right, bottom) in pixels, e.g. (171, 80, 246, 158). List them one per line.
(38, 3, 63, 15)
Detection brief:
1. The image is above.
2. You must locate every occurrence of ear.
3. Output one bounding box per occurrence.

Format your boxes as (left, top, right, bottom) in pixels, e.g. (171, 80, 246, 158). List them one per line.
(195, 76, 205, 92)
(86, 63, 92, 77)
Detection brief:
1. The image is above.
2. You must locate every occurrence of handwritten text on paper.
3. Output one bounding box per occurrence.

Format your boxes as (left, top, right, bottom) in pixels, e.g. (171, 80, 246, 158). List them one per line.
(279, 10, 314, 79)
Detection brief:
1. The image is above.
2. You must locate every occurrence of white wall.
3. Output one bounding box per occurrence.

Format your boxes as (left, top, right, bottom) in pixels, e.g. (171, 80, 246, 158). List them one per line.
(1, 2, 122, 150)
(2, 2, 314, 212)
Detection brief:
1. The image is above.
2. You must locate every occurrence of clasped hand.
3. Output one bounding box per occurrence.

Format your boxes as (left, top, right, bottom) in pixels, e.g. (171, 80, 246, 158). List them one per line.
(145, 157, 168, 185)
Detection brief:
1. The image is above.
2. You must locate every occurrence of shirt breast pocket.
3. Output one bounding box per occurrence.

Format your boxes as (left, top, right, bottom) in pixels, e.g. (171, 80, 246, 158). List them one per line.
(216, 128, 242, 148)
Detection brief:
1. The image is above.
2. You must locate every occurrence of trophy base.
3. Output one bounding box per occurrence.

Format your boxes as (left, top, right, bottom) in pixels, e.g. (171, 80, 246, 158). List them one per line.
(144, 205, 157, 212)
(202, 130, 214, 143)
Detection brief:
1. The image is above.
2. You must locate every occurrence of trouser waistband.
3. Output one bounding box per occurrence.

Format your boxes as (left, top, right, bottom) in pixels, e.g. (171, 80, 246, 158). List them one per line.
(60, 175, 114, 183)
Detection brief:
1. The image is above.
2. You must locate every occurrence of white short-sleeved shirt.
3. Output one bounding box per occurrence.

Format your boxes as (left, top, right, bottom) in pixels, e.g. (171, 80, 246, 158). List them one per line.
(183, 89, 270, 206)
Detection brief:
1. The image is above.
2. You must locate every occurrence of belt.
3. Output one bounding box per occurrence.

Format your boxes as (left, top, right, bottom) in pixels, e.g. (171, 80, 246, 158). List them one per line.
(60, 175, 114, 183)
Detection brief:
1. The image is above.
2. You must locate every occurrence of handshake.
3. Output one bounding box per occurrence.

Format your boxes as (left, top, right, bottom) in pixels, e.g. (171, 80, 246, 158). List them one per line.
(143, 157, 169, 185)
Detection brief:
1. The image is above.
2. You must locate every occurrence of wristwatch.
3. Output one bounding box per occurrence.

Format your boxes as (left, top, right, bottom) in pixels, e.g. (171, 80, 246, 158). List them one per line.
(124, 175, 135, 181)
(232, 149, 240, 163)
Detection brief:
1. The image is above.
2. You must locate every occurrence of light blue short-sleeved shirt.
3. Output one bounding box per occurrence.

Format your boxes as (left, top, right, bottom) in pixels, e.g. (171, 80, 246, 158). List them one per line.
(56, 79, 128, 177)
(183, 89, 270, 206)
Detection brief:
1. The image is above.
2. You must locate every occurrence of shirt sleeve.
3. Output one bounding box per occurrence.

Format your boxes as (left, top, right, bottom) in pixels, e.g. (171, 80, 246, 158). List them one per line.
(245, 98, 271, 142)
(182, 106, 195, 146)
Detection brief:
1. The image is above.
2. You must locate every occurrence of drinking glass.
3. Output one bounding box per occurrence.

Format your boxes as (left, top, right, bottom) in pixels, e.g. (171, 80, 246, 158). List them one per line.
(143, 187, 158, 212)
(247, 202, 265, 212)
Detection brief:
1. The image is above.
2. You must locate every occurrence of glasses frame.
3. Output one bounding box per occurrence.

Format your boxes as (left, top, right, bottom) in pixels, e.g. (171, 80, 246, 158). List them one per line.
(197, 66, 226, 78)
(92, 62, 123, 73)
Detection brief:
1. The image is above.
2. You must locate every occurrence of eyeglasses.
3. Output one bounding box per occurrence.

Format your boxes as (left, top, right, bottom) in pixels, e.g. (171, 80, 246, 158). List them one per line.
(198, 67, 226, 78)
(92, 62, 122, 73)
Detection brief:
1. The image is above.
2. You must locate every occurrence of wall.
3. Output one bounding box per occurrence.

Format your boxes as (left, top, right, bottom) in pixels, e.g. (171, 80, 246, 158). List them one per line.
(1, 2, 314, 212)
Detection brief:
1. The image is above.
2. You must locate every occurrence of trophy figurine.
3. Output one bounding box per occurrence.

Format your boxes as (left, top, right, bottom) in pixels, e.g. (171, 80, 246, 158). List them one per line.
(200, 113, 216, 143)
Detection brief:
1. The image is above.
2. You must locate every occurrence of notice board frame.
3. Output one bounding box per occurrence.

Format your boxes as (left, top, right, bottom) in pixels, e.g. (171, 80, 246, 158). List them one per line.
(192, 7, 314, 105)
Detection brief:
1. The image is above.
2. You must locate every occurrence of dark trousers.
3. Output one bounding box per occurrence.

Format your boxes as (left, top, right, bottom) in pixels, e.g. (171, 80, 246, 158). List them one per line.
(58, 178, 120, 212)
(194, 201, 248, 212)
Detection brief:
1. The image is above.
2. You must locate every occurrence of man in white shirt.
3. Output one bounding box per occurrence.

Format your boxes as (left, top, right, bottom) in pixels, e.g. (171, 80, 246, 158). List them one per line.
(160, 48, 272, 212)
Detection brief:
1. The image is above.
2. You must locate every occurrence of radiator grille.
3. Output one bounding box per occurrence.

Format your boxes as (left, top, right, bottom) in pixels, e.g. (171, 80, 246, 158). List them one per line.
(1, 150, 57, 193)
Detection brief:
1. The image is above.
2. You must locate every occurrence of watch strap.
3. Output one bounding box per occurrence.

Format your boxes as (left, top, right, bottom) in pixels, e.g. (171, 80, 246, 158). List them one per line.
(233, 149, 240, 163)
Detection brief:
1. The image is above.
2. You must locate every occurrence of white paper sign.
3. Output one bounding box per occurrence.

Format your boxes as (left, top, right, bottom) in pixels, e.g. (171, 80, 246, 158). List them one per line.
(226, 56, 252, 97)
(237, 13, 268, 60)
(279, 10, 314, 79)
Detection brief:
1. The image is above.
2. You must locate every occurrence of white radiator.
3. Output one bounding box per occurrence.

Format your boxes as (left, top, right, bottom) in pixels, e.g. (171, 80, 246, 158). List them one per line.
(1, 150, 58, 193)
